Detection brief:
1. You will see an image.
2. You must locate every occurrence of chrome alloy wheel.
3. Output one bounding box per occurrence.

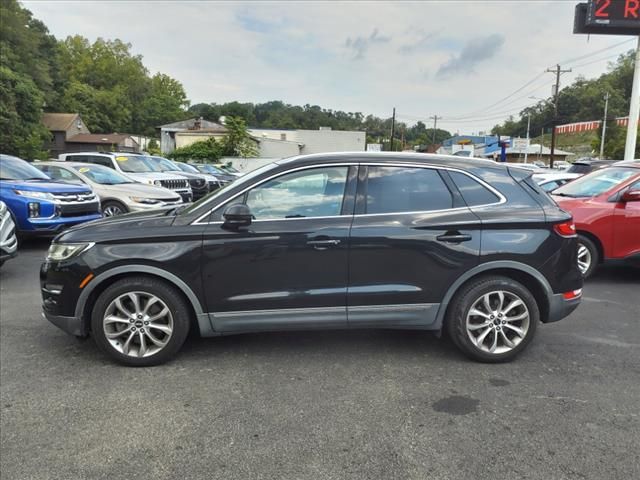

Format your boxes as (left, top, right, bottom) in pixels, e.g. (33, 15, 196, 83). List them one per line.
(466, 290, 530, 354)
(103, 204, 124, 217)
(103, 292, 174, 358)
(577, 243, 592, 275)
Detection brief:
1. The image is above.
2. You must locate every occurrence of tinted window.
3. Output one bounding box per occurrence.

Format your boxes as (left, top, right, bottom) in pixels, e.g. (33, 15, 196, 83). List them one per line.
(365, 166, 452, 214)
(41, 166, 83, 183)
(449, 171, 500, 206)
(567, 163, 590, 174)
(85, 156, 113, 168)
(65, 155, 89, 162)
(246, 166, 348, 219)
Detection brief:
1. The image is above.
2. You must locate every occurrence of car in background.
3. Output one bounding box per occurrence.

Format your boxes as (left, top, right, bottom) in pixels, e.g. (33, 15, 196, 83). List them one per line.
(566, 158, 616, 174)
(145, 156, 211, 201)
(35, 162, 183, 217)
(551, 161, 571, 170)
(41, 153, 582, 366)
(532, 172, 582, 192)
(0, 154, 102, 237)
(59, 152, 193, 202)
(190, 163, 237, 184)
(173, 161, 223, 191)
(0, 200, 18, 267)
(213, 163, 243, 177)
(552, 161, 640, 278)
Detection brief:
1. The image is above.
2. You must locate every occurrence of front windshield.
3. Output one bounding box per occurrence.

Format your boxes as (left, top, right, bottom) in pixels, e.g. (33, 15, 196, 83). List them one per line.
(179, 162, 277, 216)
(0, 155, 50, 180)
(177, 162, 200, 174)
(116, 155, 155, 173)
(73, 164, 132, 185)
(554, 167, 637, 198)
(151, 156, 181, 172)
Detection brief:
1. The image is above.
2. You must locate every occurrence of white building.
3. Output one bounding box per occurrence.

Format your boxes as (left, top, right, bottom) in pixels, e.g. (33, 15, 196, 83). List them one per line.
(248, 127, 366, 156)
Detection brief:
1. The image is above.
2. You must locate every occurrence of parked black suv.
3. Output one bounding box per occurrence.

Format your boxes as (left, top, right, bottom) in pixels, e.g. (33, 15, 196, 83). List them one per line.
(566, 158, 616, 174)
(41, 153, 583, 366)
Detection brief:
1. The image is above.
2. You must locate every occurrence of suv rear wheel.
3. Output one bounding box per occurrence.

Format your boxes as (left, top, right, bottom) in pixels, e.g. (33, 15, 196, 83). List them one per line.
(91, 276, 190, 366)
(446, 276, 539, 363)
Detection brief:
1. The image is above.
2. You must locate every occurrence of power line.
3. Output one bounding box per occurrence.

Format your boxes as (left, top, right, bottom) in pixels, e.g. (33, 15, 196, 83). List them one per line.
(559, 38, 635, 66)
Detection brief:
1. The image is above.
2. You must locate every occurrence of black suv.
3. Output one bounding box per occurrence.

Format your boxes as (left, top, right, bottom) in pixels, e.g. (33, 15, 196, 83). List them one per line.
(41, 153, 583, 366)
(566, 158, 616, 174)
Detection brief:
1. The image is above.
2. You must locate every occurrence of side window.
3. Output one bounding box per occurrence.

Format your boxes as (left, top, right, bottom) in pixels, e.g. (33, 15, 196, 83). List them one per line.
(48, 166, 83, 183)
(449, 171, 500, 206)
(66, 155, 88, 162)
(87, 156, 113, 168)
(245, 167, 348, 220)
(365, 166, 452, 214)
(540, 180, 560, 192)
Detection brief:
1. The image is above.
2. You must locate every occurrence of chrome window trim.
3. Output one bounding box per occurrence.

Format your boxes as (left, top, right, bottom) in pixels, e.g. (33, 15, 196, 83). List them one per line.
(192, 162, 358, 225)
(192, 161, 506, 225)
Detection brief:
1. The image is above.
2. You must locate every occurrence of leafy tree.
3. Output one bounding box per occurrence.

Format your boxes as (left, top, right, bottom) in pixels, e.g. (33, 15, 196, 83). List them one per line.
(146, 138, 161, 155)
(220, 116, 258, 158)
(592, 120, 640, 159)
(168, 138, 223, 162)
(0, 66, 50, 159)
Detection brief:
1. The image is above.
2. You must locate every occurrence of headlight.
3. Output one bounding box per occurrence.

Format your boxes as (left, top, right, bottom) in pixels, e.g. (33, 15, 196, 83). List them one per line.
(14, 190, 54, 201)
(46, 243, 94, 261)
(153, 180, 162, 186)
(129, 197, 160, 204)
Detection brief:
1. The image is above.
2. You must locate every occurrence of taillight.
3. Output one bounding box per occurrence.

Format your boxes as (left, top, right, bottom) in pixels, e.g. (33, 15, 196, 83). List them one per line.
(554, 220, 577, 238)
(563, 289, 582, 300)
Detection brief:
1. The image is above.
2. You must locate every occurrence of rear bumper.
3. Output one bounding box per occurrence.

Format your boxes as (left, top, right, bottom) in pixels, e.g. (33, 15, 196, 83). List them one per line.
(546, 293, 582, 323)
(42, 311, 87, 337)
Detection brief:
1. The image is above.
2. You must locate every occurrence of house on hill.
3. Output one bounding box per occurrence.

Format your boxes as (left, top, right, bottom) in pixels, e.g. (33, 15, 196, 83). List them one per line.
(42, 113, 143, 156)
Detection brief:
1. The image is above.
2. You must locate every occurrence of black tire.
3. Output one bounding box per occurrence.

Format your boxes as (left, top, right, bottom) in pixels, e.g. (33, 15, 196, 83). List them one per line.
(577, 234, 599, 279)
(91, 276, 190, 366)
(446, 275, 539, 363)
(101, 200, 128, 217)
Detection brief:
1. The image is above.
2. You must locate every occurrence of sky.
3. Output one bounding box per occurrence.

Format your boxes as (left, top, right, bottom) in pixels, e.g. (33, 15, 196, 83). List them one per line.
(23, 0, 639, 134)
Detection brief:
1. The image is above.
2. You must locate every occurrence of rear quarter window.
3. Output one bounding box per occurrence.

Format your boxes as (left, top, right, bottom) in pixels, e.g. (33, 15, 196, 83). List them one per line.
(448, 171, 500, 206)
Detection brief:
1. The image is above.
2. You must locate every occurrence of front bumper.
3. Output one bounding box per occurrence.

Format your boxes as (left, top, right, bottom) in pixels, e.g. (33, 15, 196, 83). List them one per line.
(20, 212, 103, 236)
(546, 293, 582, 323)
(42, 311, 87, 337)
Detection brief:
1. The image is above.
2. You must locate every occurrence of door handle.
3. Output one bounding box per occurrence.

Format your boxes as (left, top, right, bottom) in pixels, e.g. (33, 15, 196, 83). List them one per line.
(307, 239, 341, 250)
(436, 233, 472, 243)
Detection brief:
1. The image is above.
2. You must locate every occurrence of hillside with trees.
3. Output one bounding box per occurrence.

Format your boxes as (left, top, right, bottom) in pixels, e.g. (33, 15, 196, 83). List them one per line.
(492, 51, 638, 158)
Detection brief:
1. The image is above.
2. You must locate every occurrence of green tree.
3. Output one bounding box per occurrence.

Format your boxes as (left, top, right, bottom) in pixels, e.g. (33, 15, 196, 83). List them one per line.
(146, 138, 161, 155)
(0, 66, 50, 159)
(168, 138, 223, 162)
(220, 116, 258, 158)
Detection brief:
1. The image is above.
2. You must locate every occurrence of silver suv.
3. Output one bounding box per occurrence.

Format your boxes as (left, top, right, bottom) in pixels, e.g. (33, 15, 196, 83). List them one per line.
(59, 152, 192, 202)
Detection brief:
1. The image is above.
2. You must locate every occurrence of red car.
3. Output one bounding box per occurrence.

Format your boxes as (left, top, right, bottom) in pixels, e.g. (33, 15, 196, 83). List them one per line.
(552, 161, 640, 278)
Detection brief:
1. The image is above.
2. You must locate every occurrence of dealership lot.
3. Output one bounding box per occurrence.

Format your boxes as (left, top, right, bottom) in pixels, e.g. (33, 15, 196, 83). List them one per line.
(1, 240, 639, 480)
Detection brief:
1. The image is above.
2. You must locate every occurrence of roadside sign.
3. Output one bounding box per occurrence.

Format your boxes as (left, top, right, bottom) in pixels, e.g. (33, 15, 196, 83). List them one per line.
(512, 138, 530, 151)
(367, 143, 382, 152)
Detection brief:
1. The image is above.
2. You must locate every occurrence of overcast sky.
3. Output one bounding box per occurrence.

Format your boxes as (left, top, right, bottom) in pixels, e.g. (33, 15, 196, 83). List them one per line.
(24, 0, 638, 134)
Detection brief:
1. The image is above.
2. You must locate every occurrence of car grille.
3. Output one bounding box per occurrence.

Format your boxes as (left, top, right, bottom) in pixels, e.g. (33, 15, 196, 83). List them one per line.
(159, 179, 189, 190)
(52, 191, 97, 203)
(188, 178, 207, 189)
(57, 202, 101, 217)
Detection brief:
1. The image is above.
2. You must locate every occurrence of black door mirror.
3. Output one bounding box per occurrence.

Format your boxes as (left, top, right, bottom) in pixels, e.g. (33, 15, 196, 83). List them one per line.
(222, 203, 253, 229)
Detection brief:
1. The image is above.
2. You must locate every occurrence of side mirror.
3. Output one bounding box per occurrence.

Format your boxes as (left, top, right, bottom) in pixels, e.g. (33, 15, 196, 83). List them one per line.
(621, 189, 640, 202)
(222, 203, 252, 229)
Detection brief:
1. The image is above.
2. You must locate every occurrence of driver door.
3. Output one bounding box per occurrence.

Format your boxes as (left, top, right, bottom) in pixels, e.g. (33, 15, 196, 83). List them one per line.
(201, 165, 357, 333)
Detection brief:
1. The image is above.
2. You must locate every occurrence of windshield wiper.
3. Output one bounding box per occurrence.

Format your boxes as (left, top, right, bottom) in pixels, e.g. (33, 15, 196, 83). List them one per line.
(554, 192, 576, 197)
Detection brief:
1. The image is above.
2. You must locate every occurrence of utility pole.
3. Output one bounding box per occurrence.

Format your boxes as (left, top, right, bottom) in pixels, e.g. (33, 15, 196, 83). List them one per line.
(524, 114, 531, 164)
(600, 92, 610, 159)
(429, 115, 441, 146)
(390, 107, 396, 152)
(539, 127, 544, 160)
(624, 37, 640, 161)
(546, 64, 572, 168)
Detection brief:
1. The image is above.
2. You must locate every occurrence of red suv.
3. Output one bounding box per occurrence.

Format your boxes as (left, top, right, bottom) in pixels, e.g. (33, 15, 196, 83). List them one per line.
(552, 161, 640, 278)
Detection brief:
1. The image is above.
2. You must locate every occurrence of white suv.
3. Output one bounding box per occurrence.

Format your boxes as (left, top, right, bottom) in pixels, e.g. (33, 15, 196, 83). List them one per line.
(59, 152, 192, 202)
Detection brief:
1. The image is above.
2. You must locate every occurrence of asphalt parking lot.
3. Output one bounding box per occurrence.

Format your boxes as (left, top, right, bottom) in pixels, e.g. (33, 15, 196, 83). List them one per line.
(1, 240, 639, 480)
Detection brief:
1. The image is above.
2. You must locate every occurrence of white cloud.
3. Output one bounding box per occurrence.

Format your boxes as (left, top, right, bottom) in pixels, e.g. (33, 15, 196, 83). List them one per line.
(23, 0, 637, 134)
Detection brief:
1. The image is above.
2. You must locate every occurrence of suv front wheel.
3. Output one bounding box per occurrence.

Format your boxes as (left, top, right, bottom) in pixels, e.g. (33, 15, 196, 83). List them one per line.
(91, 276, 190, 366)
(446, 276, 539, 363)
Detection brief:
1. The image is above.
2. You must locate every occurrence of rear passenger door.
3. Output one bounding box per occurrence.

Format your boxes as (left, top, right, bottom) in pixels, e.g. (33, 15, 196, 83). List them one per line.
(347, 164, 483, 328)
